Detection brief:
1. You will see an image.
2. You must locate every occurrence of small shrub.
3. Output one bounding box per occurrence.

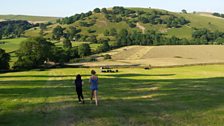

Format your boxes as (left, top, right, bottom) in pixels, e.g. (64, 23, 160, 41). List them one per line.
(104, 54, 111, 60)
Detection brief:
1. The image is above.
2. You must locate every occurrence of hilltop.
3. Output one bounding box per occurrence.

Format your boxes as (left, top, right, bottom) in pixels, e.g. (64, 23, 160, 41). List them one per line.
(24, 7, 224, 39)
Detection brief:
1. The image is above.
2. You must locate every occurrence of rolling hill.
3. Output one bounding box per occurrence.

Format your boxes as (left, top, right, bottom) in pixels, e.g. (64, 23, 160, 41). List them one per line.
(24, 7, 224, 39)
(2, 7, 224, 68)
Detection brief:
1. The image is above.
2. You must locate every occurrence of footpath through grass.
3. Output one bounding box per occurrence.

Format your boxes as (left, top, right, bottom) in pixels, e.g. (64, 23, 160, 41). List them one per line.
(1, 65, 224, 126)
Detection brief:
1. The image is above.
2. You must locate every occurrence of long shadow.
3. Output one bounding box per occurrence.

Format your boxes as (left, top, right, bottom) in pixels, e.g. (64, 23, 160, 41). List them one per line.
(1, 74, 224, 125)
(0, 74, 90, 78)
(0, 73, 174, 78)
(100, 73, 176, 77)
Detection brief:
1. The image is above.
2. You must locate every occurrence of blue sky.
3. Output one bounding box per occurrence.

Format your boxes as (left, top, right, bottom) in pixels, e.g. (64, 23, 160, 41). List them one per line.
(0, 0, 224, 17)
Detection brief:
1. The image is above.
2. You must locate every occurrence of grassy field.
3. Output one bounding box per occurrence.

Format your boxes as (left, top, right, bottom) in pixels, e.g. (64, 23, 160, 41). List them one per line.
(86, 45, 224, 67)
(0, 15, 59, 23)
(0, 38, 28, 67)
(1, 65, 224, 125)
(0, 38, 27, 53)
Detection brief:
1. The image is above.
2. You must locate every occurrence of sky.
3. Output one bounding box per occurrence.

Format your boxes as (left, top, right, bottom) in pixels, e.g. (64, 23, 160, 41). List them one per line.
(0, 0, 224, 17)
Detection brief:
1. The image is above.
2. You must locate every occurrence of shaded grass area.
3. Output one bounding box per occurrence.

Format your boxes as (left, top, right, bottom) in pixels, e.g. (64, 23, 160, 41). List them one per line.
(1, 66, 224, 126)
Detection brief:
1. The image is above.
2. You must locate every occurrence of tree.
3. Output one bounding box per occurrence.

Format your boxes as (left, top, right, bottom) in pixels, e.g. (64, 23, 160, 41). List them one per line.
(39, 23, 47, 30)
(69, 47, 79, 59)
(128, 22, 136, 28)
(63, 38, 72, 48)
(52, 25, 64, 40)
(182, 9, 187, 14)
(78, 44, 91, 57)
(213, 12, 221, 17)
(116, 29, 129, 47)
(104, 29, 110, 36)
(112, 6, 125, 14)
(99, 41, 110, 52)
(110, 28, 117, 36)
(51, 47, 69, 63)
(93, 8, 101, 13)
(101, 8, 108, 14)
(87, 35, 97, 43)
(0, 31, 2, 40)
(0, 48, 10, 70)
(119, 29, 128, 37)
(104, 54, 111, 60)
(66, 26, 81, 40)
(87, 29, 96, 33)
(13, 37, 54, 70)
(0, 20, 33, 38)
(215, 37, 224, 45)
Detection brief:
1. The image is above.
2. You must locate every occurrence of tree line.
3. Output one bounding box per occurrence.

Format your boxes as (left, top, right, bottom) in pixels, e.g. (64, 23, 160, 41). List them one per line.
(0, 20, 33, 39)
(55, 6, 189, 29)
(1, 27, 224, 71)
(0, 37, 93, 71)
(57, 11, 93, 25)
(115, 28, 224, 47)
(103, 6, 189, 28)
(212, 12, 224, 18)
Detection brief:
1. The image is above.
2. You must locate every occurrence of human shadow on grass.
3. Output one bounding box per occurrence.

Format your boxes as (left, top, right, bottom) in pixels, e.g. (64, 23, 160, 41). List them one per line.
(1, 75, 224, 125)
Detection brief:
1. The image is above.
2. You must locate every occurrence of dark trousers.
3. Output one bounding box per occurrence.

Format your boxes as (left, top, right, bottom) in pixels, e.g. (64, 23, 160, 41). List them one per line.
(76, 88, 84, 101)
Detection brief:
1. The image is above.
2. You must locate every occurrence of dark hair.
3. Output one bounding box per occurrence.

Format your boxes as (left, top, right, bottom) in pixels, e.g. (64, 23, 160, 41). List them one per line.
(76, 74, 82, 80)
(91, 70, 96, 75)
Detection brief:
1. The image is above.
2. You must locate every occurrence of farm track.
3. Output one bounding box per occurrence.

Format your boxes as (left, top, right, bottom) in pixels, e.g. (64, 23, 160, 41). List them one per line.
(136, 22, 146, 33)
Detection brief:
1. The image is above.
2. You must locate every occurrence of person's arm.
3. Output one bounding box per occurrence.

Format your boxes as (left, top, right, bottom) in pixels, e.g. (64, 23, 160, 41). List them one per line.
(82, 80, 84, 85)
(73, 79, 76, 85)
(97, 76, 99, 84)
(89, 77, 91, 85)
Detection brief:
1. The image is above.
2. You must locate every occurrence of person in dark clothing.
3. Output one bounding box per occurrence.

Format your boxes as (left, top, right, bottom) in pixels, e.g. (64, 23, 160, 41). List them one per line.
(74, 74, 84, 104)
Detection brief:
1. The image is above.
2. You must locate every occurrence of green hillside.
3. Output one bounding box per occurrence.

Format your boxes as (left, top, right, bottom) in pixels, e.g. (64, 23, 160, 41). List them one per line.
(0, 15, 60, 23)
(24, 7, 224, 40)
(167, 13, 224, 38)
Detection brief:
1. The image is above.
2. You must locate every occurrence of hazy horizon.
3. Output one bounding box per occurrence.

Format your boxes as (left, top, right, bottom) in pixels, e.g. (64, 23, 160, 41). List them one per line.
(0, 0, 224, 17)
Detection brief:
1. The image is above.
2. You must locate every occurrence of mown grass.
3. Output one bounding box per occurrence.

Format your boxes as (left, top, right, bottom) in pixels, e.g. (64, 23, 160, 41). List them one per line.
(181, 13, 224, 32)
(1, 65, 224, 126)
(166, 26, 193, 39)
(55, 41, 102, 52)
(0, 38, 27, 67)
(0, 38, 27, 53)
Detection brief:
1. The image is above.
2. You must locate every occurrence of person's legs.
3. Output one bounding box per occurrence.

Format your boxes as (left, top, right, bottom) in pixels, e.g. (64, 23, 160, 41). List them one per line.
(90, 90, 94, 103)
(76, 88, 81, 102)
(80, 88, 84, 103)
(94, 90, 98, 106)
